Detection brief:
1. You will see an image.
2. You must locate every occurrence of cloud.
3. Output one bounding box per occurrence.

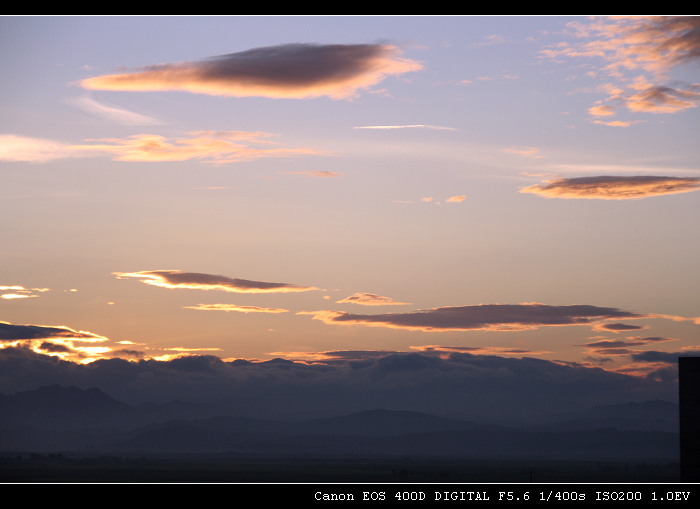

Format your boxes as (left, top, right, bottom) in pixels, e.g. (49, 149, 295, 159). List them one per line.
(353, 124, 456, 130)
(502, 146, 544, 158)
(593, 322, 647, 332)
(68, 94, 164, 125)
(299, 303, 646, 332)
(0, 347, 678, 421)
(520, 175, 700, 200)
(70, 130, 332, 165)
(0, 321, 111, 364)
(623, 80, 700, 114)
(0, 134, 77, 163)
(0, 293, 37, 300)
(543, 17, 700, 115)
(184, 303, 289, 313)
(579, 336, 678, 355)
(445, 195, 466, 203)
(545, 16, 700, 75)
(114, 270, 320, 293)
(336, 292, 411, 306)
(79, 43, 423, 100)
(0, 321, 107, 342)
(410, 345, 552, 356)
(2, 131, 331, 165)
(0, 285, 50, 300)
(588, 104, 617, 117)
(281, 170, 341, 178)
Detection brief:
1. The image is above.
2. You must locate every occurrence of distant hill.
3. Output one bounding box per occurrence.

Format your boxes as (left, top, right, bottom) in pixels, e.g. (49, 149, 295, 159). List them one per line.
(0, 385, 680, 460)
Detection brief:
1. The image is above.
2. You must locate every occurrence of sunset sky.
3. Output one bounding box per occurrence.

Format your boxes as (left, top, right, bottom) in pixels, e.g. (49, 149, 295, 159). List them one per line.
(1, 16, 698, 418)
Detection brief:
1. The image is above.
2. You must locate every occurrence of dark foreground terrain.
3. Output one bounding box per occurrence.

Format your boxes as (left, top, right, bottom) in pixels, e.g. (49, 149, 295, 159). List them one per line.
(0, 453, 681, 483)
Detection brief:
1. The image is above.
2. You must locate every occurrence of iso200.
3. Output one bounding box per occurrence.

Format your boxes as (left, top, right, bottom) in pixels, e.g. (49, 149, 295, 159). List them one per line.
(596, 492, 642, 501)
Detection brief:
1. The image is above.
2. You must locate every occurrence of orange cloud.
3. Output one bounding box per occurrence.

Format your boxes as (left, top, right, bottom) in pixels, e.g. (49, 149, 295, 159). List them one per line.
(70, 130, 332, 165)
(543, 17, 700, 115)
(545, 16, 700, 75)
(446, 195, 466, 203)
(588, 104, 616, 117)
(623, 79, 700, 114)
(114, 270, 319, 293)
(502, 146, 544, 158)
(1, 320, 110, 363)
(0, 134, 76, 163)
(336, 292, 411, 306)
(184, 303, 289, 313)
(520, 175, 700, 200)
(80, 43, 423, 100)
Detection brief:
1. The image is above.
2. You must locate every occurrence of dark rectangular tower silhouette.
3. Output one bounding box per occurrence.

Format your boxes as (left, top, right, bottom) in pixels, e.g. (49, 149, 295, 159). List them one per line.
(680, 356, 700, 482)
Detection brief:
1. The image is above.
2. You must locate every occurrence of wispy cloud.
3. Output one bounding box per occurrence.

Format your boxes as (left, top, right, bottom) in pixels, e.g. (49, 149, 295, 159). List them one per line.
(299, 303, 647, 332)
(0, 285, 50, 300)
(79, 43, 423, 100)
(410, 345, 552, 356)
(280, 170, 341, 178)
(114, 270, 320, 293)
(2, 131, 331, 165)
(0, 134, 78, 163)
(184, 303, 289, 313)
(520, 175, 700, 200)
(502, 146, 545, 158)
(578, 336, 678, 356)
(68, 94, 164, 125)
(353, 124, 456, 130)
(70, 131, 332, 164)
(336, 292, 411, 306)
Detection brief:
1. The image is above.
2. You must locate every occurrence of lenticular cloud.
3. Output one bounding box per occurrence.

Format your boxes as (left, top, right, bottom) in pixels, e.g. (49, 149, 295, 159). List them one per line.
(520, 175, 700, 200)
(114, 270, 319, 293)
(80, 43, 423, 100)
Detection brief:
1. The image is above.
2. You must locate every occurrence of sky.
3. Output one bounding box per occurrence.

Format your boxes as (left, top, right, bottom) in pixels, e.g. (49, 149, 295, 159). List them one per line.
(1, 16, 699, 420)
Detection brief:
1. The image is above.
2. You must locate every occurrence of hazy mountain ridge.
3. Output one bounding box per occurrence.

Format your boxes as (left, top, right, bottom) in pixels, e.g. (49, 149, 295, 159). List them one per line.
(0, 385, 680, 459)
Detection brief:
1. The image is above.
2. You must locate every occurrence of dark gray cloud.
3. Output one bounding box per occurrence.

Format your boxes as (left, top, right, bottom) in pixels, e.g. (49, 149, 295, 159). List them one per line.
(0, 321, 106, 342)
(520, 175, 700, 200)
(114, 269, 319, 293)
(80, 43, 423, 100)
(300, 303, 646, 332)
(594, 323, 646, 332)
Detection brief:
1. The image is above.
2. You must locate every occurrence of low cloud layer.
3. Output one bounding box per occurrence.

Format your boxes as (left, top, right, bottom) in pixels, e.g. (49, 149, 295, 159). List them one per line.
(0, 346, 678, 421)
(520, 175, 700, 200)
(79, 43, 423, 100)
(300, 303, 646, 332)
(114, 270, 319, 293)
